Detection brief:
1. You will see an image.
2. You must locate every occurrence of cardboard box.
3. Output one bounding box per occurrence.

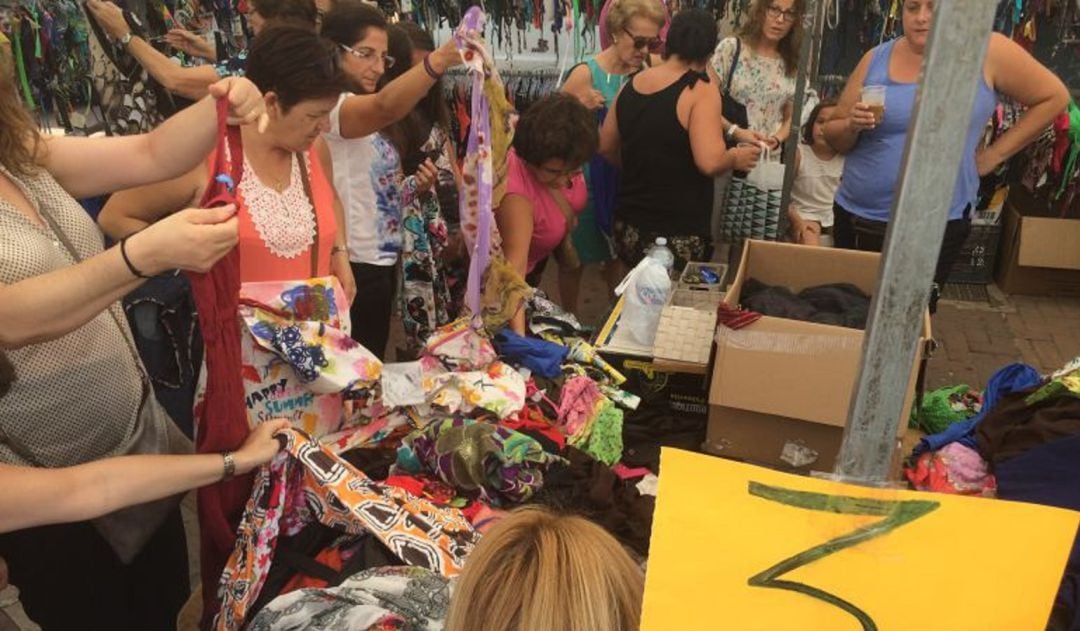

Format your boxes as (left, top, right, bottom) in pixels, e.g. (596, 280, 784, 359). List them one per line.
(995, 193, 1080, 296)
(706, 241, 931, 474)
(595, 298, 711, 419)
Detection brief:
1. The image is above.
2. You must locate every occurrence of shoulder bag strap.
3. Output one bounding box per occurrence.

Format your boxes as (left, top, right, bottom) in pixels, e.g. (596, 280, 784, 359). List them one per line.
(725, 38, 742, 94)
(296, 151, 319, 278)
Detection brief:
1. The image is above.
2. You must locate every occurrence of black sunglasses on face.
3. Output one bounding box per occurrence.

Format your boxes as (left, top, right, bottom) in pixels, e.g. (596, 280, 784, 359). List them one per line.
(622, 27, 661, 51)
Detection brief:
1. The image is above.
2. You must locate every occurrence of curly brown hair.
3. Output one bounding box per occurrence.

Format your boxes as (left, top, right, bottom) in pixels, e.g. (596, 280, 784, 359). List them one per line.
(0, 48, 43, 177)
(512, 93, 598, 169)
(739, 0, 804, 77)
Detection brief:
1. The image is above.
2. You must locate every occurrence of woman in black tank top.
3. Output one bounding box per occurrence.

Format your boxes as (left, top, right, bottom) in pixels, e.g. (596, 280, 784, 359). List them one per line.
(599, 9, 760, 271)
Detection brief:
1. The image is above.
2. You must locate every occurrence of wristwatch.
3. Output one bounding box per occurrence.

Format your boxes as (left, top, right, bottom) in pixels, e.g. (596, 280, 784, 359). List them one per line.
(725, 124, 740, 142)
(119, 32, 133, 47)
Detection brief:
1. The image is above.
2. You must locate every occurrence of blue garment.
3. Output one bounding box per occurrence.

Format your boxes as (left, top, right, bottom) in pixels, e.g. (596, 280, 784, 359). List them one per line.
(915, 362, 1042, 455)
(835, 38, 998, 222)
(996, 435, 1080, 631)
(493, 328, 568, 378)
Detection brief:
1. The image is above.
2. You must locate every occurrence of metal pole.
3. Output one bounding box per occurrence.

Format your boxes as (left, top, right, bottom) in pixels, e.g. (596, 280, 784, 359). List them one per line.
(778, 0, 825, 221)
(835, 0, 998, 482)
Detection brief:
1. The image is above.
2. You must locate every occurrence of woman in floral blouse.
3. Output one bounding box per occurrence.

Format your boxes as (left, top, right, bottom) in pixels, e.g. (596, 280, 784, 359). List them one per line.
(712, 0, 803, 149)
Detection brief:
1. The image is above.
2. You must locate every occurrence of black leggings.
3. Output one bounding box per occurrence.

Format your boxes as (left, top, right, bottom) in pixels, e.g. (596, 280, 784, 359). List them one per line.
(349, 262, 396, 361)
(833, 202, 972, 287)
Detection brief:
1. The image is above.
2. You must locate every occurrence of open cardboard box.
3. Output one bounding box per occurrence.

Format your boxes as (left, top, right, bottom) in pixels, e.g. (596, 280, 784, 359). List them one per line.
(995, 188, 1080, 296)
(705, 240, 932, 474)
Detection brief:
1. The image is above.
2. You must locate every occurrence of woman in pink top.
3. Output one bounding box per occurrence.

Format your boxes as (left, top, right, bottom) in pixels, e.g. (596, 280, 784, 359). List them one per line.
(496, 94, 596, 333)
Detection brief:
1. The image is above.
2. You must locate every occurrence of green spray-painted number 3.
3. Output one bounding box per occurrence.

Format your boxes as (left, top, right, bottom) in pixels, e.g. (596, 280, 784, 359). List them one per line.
(747, 482, 941, 631)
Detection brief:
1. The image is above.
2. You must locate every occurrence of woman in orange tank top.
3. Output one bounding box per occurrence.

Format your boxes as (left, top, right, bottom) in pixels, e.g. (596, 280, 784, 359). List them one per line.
(99, 26, 354, 298)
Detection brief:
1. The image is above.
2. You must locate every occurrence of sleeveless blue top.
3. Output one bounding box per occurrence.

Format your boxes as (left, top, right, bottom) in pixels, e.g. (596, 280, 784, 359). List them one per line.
(835, 39, 998, 222)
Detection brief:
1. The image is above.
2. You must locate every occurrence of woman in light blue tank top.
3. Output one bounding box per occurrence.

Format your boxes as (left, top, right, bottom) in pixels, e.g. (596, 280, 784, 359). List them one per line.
(559, 0, 666, 313)
(824, 0, 1068, 295)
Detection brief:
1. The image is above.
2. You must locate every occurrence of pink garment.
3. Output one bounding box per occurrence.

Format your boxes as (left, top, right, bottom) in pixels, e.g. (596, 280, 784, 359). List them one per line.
(598, 0, 671, 50)
(504, 149, 587, 273)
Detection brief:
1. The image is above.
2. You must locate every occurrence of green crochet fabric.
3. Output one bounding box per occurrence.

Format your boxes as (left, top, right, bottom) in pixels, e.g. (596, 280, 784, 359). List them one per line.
(569, 399, 624, 466)
(910, 384, 981, 434)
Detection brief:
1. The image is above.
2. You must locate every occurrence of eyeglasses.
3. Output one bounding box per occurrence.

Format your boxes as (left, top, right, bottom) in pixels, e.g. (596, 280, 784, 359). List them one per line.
(766, 5, 798, 22)
(622, 27, 662, 51)
(338, 43, 396, 69)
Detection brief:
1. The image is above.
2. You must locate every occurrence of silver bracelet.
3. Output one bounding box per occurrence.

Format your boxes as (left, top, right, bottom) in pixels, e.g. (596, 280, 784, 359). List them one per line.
(222, 452, 236, 480)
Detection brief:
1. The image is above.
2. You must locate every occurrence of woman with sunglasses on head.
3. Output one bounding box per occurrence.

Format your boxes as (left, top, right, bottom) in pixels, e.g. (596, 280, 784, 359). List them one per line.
(496, 93, 597, 335)
(317, 1, 463, 359)
(600, 9, 761, 272)
(559, 0, 665, 317)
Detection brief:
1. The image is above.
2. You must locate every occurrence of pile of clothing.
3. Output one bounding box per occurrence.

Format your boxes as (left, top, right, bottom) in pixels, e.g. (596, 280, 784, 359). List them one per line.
(740, 279, 871, 329)
(905, 358, 1080, 630)
(212, 296, 660, 629)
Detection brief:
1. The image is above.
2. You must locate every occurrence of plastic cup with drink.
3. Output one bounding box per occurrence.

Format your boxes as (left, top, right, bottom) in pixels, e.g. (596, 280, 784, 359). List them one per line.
(861, 84, 886, 124)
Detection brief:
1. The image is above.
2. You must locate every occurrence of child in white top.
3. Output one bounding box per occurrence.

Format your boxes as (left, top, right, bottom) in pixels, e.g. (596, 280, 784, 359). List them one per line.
(789, 102, 844, 246)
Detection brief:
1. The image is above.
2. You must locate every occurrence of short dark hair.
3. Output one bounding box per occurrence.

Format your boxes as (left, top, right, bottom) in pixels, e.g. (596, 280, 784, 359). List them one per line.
(320, 0, 387, 46)
(512, 93, 598, 168)
(664, 9, 717, 64)
(802, 100, 837, 145)
(251, 0, 318, 29)
(245, 26, 346, 112)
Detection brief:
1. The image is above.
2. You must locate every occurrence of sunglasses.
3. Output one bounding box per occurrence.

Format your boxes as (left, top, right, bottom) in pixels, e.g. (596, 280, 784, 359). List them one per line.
(339, 43, 396, 69)
(622, 27, 662, 51)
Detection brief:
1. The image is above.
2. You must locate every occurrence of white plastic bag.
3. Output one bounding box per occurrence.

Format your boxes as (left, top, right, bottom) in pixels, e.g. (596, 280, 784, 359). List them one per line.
(745, 145, 785, 191)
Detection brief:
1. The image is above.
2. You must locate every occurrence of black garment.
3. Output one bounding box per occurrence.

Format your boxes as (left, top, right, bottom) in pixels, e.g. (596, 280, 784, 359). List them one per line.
(530, 447, 656, 556)
(0, 508, 189, 630)
(615, 70, 714, 237)
(525, 257, 548, 287)
(349, 262, 396, 361)
(621, 402, 708, 473)
(975, 392, 1080, 467)
(832, 201, 973, 288)
(741, 279, 872, 329)
(994, 435, 1080, 631)
(123, 274, 203, 438)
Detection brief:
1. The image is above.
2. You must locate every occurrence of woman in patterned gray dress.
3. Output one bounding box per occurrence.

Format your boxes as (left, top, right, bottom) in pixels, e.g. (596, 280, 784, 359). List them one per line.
(0, 62, 265, 628)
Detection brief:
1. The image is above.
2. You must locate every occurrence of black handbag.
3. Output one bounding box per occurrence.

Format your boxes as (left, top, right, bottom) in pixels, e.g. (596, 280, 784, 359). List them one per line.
(721, 38, 749, 148)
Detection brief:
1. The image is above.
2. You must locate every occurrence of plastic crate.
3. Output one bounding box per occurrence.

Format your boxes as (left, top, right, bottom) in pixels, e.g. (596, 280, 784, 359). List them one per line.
(947, 224, 1001, 285)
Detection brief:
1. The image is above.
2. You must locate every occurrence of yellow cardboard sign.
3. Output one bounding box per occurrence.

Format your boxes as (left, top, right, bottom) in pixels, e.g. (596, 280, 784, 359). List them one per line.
(643, 449, 1079, 631)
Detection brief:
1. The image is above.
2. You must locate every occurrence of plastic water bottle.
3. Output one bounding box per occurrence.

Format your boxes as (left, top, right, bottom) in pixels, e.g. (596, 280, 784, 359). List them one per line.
(646, 237, 675, 275)
(622, 257, 672, 347)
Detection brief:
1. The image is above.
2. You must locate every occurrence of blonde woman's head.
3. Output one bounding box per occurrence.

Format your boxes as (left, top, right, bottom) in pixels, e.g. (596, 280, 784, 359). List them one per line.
(445, 507, 644, 631)
(606, 0, 666, 68)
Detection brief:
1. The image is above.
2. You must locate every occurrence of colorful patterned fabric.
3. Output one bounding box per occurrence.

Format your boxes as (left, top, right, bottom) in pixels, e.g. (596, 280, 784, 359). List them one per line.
(480, 256, 532, 333)
(247, 566, 450, 631)
(215, 429, 477, 631)
(454, 7, 515, 318)
(421, 318, 498, 372)
(236, 277, 382, 437)
(400, 127, 454, 355)
(393, 417, 564, 506)
(420, 360, 526, 420)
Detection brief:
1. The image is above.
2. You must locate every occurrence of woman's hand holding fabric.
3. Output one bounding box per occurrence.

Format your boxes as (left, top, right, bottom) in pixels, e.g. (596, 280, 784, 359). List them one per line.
(128, 205, 239, 275)
(165, 28, 216, 61)
(208, 77, 269, 132)
(86, 0, 129, 40)
(415, 159, 439, 193)
(234, 419, 291, 475)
